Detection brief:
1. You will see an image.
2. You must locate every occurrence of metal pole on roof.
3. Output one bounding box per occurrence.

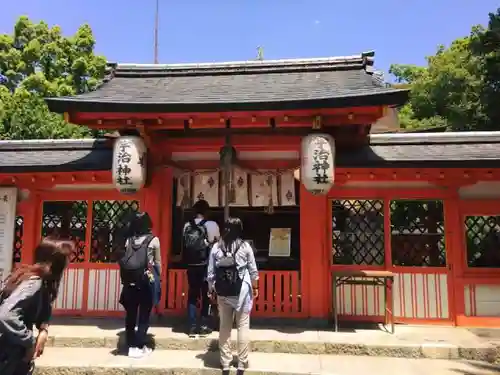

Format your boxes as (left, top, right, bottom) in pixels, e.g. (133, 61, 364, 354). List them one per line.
(154, 0, 159, 64)
(257, 46, 264, 61)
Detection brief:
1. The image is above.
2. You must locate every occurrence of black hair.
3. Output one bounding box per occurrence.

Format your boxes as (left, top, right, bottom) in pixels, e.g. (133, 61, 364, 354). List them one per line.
(130, 212, 153, 237)
(192, 199, 210, 216)
(3, 238, 73, 303)
(220, 217, 244, 253)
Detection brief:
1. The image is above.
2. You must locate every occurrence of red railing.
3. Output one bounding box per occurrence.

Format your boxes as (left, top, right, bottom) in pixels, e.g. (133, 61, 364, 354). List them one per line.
(166, 269, 303, 317)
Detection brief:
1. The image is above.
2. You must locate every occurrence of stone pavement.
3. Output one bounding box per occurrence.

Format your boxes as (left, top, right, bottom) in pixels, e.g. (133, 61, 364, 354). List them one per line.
(43, 317, 500, 361)
(33, 347, 500, 375)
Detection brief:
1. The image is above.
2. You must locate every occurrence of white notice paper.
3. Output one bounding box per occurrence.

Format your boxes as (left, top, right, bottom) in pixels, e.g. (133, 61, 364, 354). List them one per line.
(0, 187, 17, 287)
(269, 228, 291, 257)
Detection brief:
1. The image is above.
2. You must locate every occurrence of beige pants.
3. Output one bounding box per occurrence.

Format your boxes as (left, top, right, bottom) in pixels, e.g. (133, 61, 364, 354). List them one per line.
(218, 298, 250, 370)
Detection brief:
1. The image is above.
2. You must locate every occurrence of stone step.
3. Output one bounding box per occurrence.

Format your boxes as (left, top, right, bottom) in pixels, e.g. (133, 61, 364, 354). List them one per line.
(33, 347, 500, 375)
(43, 322, 499, 361)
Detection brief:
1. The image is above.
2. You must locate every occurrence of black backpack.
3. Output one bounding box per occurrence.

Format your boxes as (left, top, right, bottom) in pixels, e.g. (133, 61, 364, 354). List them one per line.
(118, 234, 154, 285)
(183, 219, 209, 265)
(215, 241, 244, 297)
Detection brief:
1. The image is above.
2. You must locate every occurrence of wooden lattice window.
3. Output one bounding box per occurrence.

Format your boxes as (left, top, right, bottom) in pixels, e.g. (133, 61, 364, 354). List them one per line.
(331, 199, 385, 266)
(390, 200, 446, 267)
(465, 215, 500, 268)
(90, 200, 140, 263)
(41, 201, 88, 263)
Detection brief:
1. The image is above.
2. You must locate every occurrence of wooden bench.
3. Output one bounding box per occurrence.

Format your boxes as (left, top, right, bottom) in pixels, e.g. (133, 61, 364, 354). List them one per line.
(331, 270, 395, 333)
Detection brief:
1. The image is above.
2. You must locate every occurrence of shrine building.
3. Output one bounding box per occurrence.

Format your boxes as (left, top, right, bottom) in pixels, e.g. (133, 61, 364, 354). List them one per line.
(1, 51, 500, 327)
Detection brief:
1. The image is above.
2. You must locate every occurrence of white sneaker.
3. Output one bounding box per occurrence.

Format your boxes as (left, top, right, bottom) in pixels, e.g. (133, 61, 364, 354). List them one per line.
(128, 347, 144, 358)
(142, 346, 153, 356)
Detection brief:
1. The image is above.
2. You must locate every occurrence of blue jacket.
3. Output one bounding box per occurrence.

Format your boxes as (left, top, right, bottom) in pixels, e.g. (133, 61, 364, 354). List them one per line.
(151, 264, 161, 306)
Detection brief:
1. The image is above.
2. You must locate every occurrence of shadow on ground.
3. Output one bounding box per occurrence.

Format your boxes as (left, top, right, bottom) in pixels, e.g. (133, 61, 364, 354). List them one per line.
(195, 352, 243, 369)
(470, 328, 500, 341)
(452, 361, 500, 375)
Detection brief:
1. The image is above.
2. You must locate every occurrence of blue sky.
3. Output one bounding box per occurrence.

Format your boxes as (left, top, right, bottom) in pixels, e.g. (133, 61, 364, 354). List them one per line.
(1, 0, 498, 79)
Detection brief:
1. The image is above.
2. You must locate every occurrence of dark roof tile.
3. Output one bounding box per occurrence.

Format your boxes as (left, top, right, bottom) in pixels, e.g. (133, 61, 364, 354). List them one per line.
(45, 53, 408, 113)
(369, 131, 500, 145)
(1, 132, 499, 173)
(0, 139, 112, 173)
(340, 132, 500, 168)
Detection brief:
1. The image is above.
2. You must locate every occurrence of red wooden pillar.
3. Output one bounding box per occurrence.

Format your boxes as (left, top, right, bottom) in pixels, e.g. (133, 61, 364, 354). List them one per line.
(444, 190, 463, 325)
(159, 168, 173, 312)
(142, 172, 161, 238)
(142, 167, 172, 313)
(18, 191, 41, 265)
(300, 185, 330, 318)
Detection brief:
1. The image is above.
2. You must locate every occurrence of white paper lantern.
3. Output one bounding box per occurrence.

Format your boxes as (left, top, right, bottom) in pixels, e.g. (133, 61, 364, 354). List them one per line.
(112, 136, 147, 194)
(300, 133, 335, 195)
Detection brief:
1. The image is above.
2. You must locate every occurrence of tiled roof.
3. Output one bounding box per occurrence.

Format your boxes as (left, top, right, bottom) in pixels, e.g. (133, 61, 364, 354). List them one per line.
(0, 139, 112, 173)
(340, 132, 500, 168)
(1, 132, 499, 173)
(45, 52, 408, 113)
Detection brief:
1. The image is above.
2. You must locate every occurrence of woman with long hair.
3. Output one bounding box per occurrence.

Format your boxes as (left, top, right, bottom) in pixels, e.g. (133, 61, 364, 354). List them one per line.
(207, 217, 259, 375)
(0, 238, 73, 375)
(118, 211, 161, 358)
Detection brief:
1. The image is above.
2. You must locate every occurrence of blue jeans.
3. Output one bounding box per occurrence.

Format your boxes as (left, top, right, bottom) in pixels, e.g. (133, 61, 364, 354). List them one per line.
(187, 265, 210, 328)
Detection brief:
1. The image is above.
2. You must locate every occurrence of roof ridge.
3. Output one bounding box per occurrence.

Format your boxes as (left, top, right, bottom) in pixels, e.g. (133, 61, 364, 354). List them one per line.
(103, 51, 376, 78)
(113, 52, 371, 69)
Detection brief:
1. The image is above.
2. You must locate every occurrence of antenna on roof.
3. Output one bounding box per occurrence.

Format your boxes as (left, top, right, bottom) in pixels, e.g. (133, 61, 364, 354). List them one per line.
(256, 46, 264, 61)
(154, 0, 159, 64)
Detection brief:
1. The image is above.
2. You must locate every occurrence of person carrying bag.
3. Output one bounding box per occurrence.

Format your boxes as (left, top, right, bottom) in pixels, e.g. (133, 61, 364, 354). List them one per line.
(182, 200, 220, 337)
(207, 217, 259, 375)
(0, 238, 72, 375)
(118, 212, 161, 359)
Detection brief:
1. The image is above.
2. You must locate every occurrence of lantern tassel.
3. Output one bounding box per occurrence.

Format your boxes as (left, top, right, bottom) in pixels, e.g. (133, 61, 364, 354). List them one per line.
(267, 196, 274, 214)
(180, 175, 191, 209)
(181, 189, 190, 209)
(266, 175, 274, 214)
(229, 184, 236, 204)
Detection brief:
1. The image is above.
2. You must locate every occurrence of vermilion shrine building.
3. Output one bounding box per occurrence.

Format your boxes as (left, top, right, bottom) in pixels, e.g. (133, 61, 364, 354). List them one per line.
(1, 52, 500, 327)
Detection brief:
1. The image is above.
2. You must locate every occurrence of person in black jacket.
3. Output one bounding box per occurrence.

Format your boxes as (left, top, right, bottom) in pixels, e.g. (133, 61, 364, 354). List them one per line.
(183, 200, 220, 337)
(118, 212, 161, 358)
(0, 238, 72, 375)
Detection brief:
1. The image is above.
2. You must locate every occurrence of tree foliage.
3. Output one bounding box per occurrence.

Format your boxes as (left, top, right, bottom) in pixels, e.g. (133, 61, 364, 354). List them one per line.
(0, 16, 107, 140)
(471, 9, 500, 129)
(390, 8, 500, 131)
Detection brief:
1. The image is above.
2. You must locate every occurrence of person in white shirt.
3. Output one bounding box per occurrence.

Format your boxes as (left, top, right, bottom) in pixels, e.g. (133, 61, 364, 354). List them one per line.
(182, 199, 220, 337)
(207, 217, 259, 375)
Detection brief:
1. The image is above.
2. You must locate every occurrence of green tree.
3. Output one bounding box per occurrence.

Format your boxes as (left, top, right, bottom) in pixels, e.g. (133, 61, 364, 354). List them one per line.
(390, 33, 488, 131)
(471, 8, 500, 131)
(395, 102, 448, 130)
(389, 9, 500, 132)
(0, 16, 107, 140)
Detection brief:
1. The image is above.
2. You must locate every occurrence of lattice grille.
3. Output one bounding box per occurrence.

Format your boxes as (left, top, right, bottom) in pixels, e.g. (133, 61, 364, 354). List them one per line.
(91, 200, 140, 263)
(331, 199, 385, 265)
(13, 216, 24, 264)
(390, 200, 446, 267)
(466, 215, 500, 268)
(41, 201, 88, 263)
